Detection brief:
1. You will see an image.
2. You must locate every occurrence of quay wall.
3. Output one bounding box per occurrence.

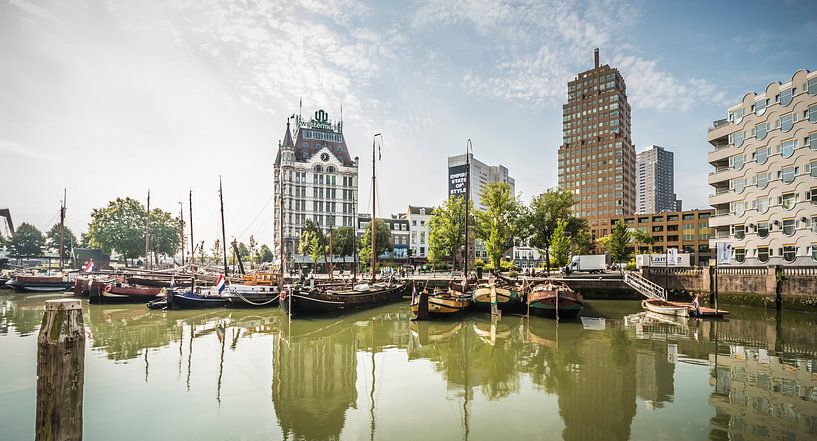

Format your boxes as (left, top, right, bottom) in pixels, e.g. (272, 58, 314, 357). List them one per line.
(642, 266, 817, 311)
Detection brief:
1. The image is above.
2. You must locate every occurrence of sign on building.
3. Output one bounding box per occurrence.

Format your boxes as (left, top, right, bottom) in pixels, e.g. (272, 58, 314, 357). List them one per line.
(716, 242, 732, 265)
(448, 164, 468, 198)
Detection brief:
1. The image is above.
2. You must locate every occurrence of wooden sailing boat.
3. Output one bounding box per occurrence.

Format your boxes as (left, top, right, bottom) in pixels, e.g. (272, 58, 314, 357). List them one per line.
(284, 133, 407, 317)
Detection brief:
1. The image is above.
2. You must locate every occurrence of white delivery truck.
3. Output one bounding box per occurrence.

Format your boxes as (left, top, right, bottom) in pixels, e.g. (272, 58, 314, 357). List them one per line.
(566, 255, 607, 274)
(635, 253, 691, 268)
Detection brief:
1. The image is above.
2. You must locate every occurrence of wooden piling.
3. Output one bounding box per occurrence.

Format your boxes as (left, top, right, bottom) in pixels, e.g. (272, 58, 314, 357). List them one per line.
(36, 299, 84, 441)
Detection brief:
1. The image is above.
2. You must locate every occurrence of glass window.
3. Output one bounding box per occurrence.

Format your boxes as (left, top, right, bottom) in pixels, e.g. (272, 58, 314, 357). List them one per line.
(809, 77, 817, 95)
(757, 222, 769, 238)
(730, 154, 745, 170)
(812, 246, 817, 263)
(779, 88, 794, 106)
(733, 224, 745, 239)
(735, 248, 746, 263)
(809, 105, 817, 123)
(781, 193, 795, 209)
(756, 172, 769, 189)
(732, 201, 746, 217)
(753, 147, 769, 165)
(808, 134, 816, 150)
(782, 245, 796, 262)
(779, 113, 796, 132)
(729, 108, 746, 123)
(755, 197, 769, 214)
(754, 122, 768, 140)
(811, 188, 817, 205)
(780, 166, 796, 184)
(810, 161, 817, 178)
(758, 247, 769, 263)
(755, 98, 767, 116)
(732, 178, 745, 193)
(729, 130, 745, 146)
(813, 217, 817, 234)
(782, 219, 795, 236)
(779, 140, 796, 158)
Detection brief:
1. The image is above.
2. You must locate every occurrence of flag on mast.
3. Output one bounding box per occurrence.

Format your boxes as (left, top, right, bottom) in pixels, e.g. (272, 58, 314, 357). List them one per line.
(84, 259, 94, 273)
(214, 274, 226, 293)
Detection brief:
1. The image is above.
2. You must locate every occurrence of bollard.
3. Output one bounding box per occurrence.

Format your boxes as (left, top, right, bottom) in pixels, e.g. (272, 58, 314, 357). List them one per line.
(416, 291, 429, 320)
(36, 299, 84, 441)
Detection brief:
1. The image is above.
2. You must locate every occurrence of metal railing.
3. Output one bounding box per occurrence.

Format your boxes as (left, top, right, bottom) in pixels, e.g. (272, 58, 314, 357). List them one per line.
(623, 272, 666, 300)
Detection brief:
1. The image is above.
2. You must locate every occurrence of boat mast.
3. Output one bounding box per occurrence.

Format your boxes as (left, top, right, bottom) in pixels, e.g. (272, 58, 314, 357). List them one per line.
(465, 140, 472, 275)
(145, 190, 151, 270)
(59, 188, 66, 271)
(279, 146, 285, 289)
(178, 202, 185, 266)
(371, 133, 381, 282)
(219, 177, 228, 276)
(189, 190, 194, 268)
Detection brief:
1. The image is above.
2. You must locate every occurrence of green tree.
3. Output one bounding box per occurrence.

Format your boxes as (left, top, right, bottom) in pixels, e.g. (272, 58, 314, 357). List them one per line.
(525, 189, 574, 275)
(474, 182, 524, 270)
(550, 220, 571, 268)
(210, 238, 222, 265)
(598, 220, 632, 272)
(238, 242, 250, 260)
(329, 226, 356, 257)
(8, 223, 45, 257)
(197, 240, 208, 265)
(148, 208, 182, 261)
(428, 196, 466, 268)
(631, 228, 654, 254)
(259, 244, 274, 262)
(566, 217, 594, 255)
(86, 197, 147, 266)
(358, 219, 391, 269)
(45, 224, 78, 259)
(0, 232, 6, 249)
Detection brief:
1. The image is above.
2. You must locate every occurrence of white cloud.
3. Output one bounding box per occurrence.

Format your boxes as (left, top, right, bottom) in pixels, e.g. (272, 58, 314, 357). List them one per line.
(0, 138, 54, 160)
(8, 0, 60, 22)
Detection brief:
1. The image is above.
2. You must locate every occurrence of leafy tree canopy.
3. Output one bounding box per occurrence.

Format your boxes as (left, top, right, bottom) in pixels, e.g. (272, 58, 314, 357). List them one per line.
(8, 223, 45, 257)
(359, 219, 391, 268)
(45, 224, 77, 259)
(428, 196, 467, 266)
(474, 182, 524, 270)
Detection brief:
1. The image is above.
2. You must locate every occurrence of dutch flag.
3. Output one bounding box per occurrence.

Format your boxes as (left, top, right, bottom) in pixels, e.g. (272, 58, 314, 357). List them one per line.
(214, 274, 226, 293)
(84, 259, 94, 273)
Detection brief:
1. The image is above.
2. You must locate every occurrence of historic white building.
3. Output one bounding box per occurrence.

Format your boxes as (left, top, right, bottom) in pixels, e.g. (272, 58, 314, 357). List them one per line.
(407, 205, 434, 262)
(274, 109, 359, 261)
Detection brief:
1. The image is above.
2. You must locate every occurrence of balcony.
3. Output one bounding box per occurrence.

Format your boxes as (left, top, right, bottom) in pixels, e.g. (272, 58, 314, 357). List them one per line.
(708, 118, 729, 132)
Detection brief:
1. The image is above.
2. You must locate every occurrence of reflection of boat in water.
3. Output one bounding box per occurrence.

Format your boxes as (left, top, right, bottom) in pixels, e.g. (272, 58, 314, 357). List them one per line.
(409, 320, 465, 346)
(471, 320, 512, 343)
(642, 298, 729, 318)
(527, 282, 584, 319)
(525, 319, 583, 349)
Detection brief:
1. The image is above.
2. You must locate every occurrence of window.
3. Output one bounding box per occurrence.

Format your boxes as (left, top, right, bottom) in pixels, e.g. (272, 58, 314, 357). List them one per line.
(779, 88, 794, 106)
(782, 219, 795, 236)
(755, 172, 769, 190)
(728, 108, 746, 123)
(757, 247, 769, 263)
(733, 224, 745, 240)
(732, 201, 746, 216)
(809, 77, 817, 95)
(731, 178, 745, 193)
(753, 147, 769, 165)
(808, 104, 817, 123)
(729, 130, 745, 147)
(813, 216, 817, 234)
(730, 154, 745, 170)
(754, 122, 768, 140)
(779, 113, 797, 132)
(781, 193, 796, 209)
(755, 98, 768, 116)
(779, 166, 797, 184)
(735, 248, 746, 263)
(779, 139, 796, 158)
(757, 222, 769, 238)
(782, 245, 796, 262)
(754, 197, 769, 214)
(808, 133, 816, 150)
(812, 245, 817, 263)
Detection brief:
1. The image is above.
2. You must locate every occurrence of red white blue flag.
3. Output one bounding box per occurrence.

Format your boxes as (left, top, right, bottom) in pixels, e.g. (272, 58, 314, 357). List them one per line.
(84, 259, 94, 273)
(214, 274, 226, 293)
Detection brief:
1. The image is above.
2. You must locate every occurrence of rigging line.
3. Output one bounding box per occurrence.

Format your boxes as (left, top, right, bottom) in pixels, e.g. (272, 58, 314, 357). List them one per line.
(235, 192, 276, 240)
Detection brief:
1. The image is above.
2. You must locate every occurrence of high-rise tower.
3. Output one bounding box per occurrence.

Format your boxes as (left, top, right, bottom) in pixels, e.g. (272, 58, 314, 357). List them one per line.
(557, 48, 636, 240)
(636, 145, 681, 213)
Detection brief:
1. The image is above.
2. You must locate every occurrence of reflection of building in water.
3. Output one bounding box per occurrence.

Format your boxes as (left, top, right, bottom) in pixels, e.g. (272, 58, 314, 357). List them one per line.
(272, 322, 358, 441)
(635, 342, 675, 409)
(557, 332, 637, 441)
(709, 345, 817, 440)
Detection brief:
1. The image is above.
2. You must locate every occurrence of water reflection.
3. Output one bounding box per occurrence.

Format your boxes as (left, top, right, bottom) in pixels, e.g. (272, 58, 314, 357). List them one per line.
(1, 295, 817, 441)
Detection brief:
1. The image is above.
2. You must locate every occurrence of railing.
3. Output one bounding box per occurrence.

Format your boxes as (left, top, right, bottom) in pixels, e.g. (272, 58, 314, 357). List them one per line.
(623, 272, 666, 300)
(708, 118, 729, 132)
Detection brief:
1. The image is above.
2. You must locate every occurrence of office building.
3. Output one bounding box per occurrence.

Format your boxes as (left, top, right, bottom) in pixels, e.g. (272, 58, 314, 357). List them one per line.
(558, 48, 636, 241)
(274, 109, 359, 260)
(637, 145, 682, 213)
(707, 69, 817, 265)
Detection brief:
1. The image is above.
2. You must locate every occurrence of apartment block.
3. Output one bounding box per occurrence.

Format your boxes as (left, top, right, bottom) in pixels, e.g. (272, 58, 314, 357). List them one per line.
(707, 69, 817, 266)
(637, 145, 682, 213)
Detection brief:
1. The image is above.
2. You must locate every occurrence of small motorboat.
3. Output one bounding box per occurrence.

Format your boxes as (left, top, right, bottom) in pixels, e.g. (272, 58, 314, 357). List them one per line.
(641, 298, 688, 317)
(166, 289, 228, 309)
(92, 283, 164, 303)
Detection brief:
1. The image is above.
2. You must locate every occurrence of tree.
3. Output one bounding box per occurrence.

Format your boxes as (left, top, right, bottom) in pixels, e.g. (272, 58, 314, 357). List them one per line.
(525, 189, 574, 275)
(428, 196, 466, 268)
(631, 228, 654, 254)
(0, 232, 6, 249)
(259, 244, 274, 262)
(550, 220, 571, 268)
(210, 239, 222, 265)
(148, 208, 182, 261)
(248, 235, 258, 264)
(329, 226, 356, 257)
(238, 242, 250, 260)
(566, 217, 594, 256)
(359, 219, 391, 269)
(197, 240, 208, 265)
(86, 197, 147, 265)
(8, 223, 45, 257)
(598, 220, 632, 272)
(45, 224, 78, 259)
(474, 182, 524, 270)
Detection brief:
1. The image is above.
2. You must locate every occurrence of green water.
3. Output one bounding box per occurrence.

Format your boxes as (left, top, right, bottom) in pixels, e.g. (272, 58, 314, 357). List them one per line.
(1, 293, 816, 441)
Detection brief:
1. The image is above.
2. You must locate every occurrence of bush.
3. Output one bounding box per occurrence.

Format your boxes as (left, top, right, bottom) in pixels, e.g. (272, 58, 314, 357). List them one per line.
(624, 261, 637, 271)
(508, 270, 519, 279)
(474, 258, 486, 267)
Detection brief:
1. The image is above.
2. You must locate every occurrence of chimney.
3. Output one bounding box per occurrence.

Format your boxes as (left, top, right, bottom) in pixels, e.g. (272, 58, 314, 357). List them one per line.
(594, 48, 599, 68)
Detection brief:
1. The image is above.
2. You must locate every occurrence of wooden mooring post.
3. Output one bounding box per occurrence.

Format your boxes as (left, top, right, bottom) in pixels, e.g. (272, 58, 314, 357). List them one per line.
(36, 299, 85, 441)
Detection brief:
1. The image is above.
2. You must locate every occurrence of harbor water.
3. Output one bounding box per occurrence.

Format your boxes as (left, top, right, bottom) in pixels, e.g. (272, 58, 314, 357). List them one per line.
(1, 293, 816, 440)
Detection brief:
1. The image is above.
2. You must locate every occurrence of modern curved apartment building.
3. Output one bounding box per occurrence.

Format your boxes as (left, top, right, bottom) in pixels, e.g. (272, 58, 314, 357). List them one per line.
(707, 69, 817, 266)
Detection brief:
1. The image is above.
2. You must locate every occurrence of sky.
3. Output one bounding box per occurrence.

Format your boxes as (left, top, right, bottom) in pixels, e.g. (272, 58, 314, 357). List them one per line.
(2, 0, 815, 248)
